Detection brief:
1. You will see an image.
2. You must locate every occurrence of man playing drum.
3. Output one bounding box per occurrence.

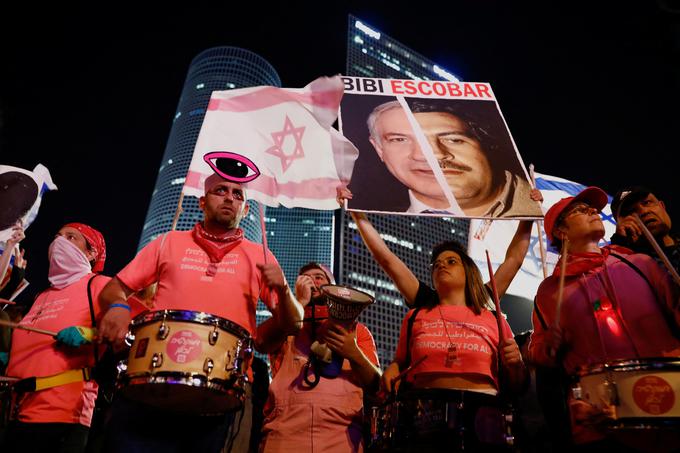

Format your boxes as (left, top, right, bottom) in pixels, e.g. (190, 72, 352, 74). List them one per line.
(528, 186, 680, 450)
(258, 262, 380, 452)
(97, 174, 303, 452)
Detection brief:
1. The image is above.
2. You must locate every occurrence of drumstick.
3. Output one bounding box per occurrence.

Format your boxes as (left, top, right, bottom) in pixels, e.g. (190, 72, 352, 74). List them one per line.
(258, 202, 269, 264)
(171, 192, 184, 231)
(632, 213, 680, 286)
(0, 319, 57, 337)
(390, 354, 428, 386)
(553, 238, 569, 327)
(0, 376, 20, 383)
(486, 250, 510, 341)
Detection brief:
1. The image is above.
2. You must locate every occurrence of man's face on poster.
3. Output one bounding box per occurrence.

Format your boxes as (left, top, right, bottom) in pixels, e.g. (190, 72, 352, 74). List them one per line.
(369, 106, 494, 209)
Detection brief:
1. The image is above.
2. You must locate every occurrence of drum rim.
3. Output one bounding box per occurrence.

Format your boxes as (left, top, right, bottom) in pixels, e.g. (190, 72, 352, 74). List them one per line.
(120, 372, 242, 390)
(130, 309, 251, 339)
(320, 284, 374, 305)
(576, 357, 680, 375)
(118, 375, 245, 414)
(396, 387, 501, 405)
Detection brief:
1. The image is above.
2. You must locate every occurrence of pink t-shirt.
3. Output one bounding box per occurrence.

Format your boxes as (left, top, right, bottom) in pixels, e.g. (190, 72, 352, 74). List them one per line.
(395, 305, 510, 388)
(7, 273, 111, 426)
(117, 231, 276, 337)
(261, 321, 379, 452)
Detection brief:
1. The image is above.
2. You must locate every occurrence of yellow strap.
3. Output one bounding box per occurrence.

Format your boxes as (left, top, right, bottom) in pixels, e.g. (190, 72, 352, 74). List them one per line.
(34, 368, 91, 391)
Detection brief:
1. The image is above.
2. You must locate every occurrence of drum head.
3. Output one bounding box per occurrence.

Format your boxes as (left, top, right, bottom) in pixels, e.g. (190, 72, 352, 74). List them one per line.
(130, 309, 250, 339)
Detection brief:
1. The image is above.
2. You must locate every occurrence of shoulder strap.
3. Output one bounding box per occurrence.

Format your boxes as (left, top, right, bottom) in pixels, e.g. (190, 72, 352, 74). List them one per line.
(404, 307, 422, 368)
(610, 252, 680, 340)
(533, 296, 549, 331)
(86, 274, 99, 363)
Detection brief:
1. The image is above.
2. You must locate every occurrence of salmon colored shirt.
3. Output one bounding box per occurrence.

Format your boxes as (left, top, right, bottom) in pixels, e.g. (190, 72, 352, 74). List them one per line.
(395, 305, 510, 389)
(7, 273, 110, 426)
(260, 321, 379, 452)
(117, 230, 277, 337)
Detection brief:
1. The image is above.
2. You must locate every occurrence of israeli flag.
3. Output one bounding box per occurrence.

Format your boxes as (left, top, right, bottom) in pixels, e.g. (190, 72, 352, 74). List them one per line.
(0, 163, 58, 244)
(468, 171, 615, 300)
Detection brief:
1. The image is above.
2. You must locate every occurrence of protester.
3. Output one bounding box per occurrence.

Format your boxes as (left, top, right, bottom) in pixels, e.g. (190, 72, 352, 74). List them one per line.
(259, 262, 380, 452)
(338, 188, 539, 450)
(528, 186, 680, 450)
(610, 185, 680, 273)
(1, 223, 109, 453)
(97, 174, 303, 453)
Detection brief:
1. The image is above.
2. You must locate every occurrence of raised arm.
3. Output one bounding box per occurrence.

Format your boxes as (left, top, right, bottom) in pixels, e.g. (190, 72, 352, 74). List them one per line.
(490, 220, 533, 298)
(339, 188, 419, 306)
(489, 189, 543, 298)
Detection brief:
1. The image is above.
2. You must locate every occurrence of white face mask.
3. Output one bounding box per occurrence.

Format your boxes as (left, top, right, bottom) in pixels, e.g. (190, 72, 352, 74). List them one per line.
(48, 235, 92, 289)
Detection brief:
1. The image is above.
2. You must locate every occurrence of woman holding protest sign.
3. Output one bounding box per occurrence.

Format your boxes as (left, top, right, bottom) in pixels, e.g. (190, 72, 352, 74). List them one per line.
(338, 187, 540, 451)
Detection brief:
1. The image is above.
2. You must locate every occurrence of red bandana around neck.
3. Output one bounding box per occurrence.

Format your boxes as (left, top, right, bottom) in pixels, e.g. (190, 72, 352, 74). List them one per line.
(191, 223, 244, 276)
(552, 245, 632, 277)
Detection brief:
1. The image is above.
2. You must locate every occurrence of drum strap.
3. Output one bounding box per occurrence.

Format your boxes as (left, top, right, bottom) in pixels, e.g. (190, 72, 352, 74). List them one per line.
(610, 252, 680, 341)
(86, 274, 100, 364)
(404, 307, 422, 368)
(533, 296, 549, 331)
(13, 367, 93, 393)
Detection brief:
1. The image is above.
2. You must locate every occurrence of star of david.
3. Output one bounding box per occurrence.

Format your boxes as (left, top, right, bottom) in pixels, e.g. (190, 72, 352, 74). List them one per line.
(265, 116, 306, 172)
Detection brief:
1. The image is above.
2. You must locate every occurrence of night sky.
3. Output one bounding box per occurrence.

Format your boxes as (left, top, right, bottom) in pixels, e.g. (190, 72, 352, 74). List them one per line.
(2, 2, 679, 300)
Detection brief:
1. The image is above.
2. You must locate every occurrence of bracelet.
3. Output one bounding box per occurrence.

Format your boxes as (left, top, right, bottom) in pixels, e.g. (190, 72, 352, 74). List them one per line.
(110, 303, 131, 311)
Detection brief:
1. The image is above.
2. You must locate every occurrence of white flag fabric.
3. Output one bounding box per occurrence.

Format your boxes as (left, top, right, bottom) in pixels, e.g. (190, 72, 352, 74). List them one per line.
(0, 163, 57, 243)
(183, 76, 359, 209)
(468, 171, 616, 299)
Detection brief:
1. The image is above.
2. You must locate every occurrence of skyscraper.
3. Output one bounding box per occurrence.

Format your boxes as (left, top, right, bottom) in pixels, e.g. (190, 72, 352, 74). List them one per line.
(341, 16, 470, 367)
(138, 47, 281, 249)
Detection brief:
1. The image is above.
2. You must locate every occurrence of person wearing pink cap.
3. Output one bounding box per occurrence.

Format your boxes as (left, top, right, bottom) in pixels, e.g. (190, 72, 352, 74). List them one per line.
(96, 175, 303, 453)
(259, 262, 380, 452)
(527, 187, 680, 450)
(1, 223, 110, 453)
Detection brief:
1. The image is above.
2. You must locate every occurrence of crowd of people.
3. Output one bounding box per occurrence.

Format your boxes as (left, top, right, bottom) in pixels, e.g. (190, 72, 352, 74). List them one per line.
(1, 170, 679, 453)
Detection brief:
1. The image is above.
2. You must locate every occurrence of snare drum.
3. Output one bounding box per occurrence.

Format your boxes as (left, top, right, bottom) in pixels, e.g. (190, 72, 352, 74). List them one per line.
(572, 357, 680, 428)
(366, 399, 399, 452)
(118, 309, 252, 415)
(368, 389, 513, 452)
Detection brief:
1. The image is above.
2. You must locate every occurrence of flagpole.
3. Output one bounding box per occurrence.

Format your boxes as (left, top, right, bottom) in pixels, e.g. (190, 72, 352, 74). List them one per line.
(258, 202, 269, 264)
(171, 192, 185, 231)
(554, 238, 569, 327)
(485, 250, 509, 341)
(529, 164, 548, 279)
